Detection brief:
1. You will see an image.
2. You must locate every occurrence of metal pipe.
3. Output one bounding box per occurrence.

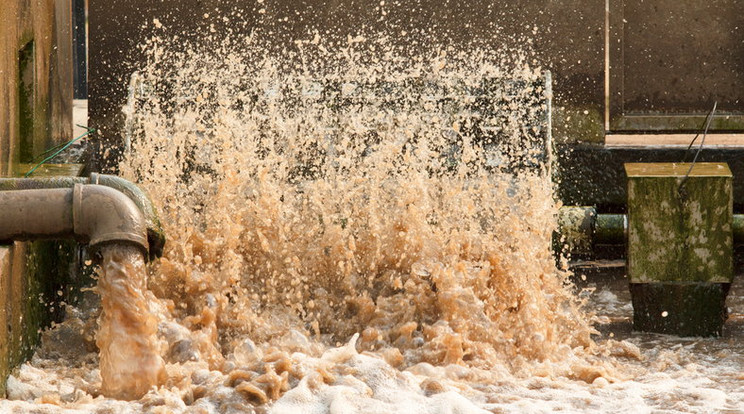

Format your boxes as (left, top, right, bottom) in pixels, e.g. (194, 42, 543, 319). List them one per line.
(0, 184, 149, 258)
(0, 188, 75, 240)
(557, 207, 744, 252)
(595, 213, 626, 245)
(0, 174, 164, 259)
(88, 173, 165, 259)
(734, 215, 744, 245)
(73, 184, 149, 253)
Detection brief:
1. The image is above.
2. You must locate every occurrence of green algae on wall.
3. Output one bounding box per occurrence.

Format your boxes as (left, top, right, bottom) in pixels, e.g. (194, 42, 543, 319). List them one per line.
(552, 106, 604, 144)
(625, 162, 733, 336)
(0, 163, 84, 396)
(626, 163, 733, 284)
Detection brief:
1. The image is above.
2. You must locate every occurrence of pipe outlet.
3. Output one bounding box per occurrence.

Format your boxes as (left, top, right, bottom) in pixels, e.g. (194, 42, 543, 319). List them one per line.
(0, 175, 165, 259)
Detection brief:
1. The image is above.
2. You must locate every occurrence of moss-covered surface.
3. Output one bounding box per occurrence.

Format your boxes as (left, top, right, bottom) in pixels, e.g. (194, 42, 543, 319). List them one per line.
(611, 114, 744, 132)
(0, 163, 84, 396)
(626, 163, 733, 284)
(625, 163, 733, 337)
(555, 206, 596, 257)
(17, 41, 35, 163)
(551, 105, 604, 144)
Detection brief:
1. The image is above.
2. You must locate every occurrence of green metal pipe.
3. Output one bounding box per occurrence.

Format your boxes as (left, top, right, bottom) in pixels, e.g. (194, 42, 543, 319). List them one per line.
(595, 213, 626, 245)
(557, 207, 744, 252)
(734, 214, 744, 246)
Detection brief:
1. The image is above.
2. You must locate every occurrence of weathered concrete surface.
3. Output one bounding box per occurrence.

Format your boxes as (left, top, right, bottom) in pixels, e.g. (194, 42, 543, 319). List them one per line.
(88, 0, 606, 171)
(626, 162, 733, 336)
(626, 163, 733, 283)
(86, 0, 744, 143)
(88, 1, 744, 209)
(613, 0, 744, 123)
(0, 1, 75, 393)
(0, 248, 10, 396)
(0, 164, 83, 397)
(0, 0, 73, 170)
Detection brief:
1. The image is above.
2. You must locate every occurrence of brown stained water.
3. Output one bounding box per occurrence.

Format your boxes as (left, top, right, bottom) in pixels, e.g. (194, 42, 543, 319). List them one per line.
(2, 25, 744, 414)
(96, 245, 166, 400)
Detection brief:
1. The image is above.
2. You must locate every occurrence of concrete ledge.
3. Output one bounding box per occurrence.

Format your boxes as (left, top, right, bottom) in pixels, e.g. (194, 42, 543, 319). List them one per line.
(556, 144, 744, 208)
(606, 134, 744, 148)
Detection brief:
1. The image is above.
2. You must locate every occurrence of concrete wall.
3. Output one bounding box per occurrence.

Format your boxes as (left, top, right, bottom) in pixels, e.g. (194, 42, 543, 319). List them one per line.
(0, 164, 83, 397)
(88, 1, 744, 207)
(0, 0, 73, 171)
(0, 0, 74, 395)
(88, 0, 606, 170)
(0, 238, 79, 397)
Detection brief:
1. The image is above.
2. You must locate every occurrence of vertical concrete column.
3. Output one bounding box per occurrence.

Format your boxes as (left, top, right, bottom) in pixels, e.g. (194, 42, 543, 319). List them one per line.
(625, 162, 733, 336)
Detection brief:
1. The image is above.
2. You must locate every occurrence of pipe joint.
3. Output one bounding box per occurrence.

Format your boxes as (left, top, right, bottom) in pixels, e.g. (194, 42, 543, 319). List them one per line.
(89, 173, 165, 259)
(73, 184, 149, 257)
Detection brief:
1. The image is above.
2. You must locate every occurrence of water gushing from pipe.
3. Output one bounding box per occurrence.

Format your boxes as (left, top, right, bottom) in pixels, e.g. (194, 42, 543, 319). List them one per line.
(96, 245, 166, 400)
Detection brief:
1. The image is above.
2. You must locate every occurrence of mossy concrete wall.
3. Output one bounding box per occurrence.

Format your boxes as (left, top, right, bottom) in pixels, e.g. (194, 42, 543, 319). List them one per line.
(0, 0, 73, 170)
(625, 163, 733, 337)
(626, 163, 733, 284)
(0, 164, 83, 397)
(0, 0, 75, 396)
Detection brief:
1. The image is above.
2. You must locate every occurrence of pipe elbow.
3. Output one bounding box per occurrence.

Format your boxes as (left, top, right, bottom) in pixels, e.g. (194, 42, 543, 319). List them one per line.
(73, 184, 149, 257)
(89, 173, 166, 259)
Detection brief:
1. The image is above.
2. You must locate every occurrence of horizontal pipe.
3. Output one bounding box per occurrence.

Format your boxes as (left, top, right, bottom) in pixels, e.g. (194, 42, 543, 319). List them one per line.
(0, 188, 75, 241)
(734, 215, 744, 246)
(557, 207, 744, 253)
(0, 184, 148, 257)
(0, 174, 164, 259)
(595, 213, 627, 245)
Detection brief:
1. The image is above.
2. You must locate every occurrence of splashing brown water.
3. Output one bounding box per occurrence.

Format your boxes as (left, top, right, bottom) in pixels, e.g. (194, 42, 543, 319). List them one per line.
(120, 29, 602, 381)
(2, 28, 646, 412)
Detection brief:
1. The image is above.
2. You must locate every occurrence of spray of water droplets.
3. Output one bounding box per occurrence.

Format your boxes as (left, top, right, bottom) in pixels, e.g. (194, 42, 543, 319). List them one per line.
(3, 25, 644, 412)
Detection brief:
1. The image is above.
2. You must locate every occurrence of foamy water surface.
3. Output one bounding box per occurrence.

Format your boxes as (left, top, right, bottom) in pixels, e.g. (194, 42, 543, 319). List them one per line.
(2, 18, 744, 414)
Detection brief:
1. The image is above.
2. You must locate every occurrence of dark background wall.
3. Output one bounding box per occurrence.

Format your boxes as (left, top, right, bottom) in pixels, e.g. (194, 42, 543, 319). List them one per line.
(88, 0, 744, 208)
(89, 0, 604, 157)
